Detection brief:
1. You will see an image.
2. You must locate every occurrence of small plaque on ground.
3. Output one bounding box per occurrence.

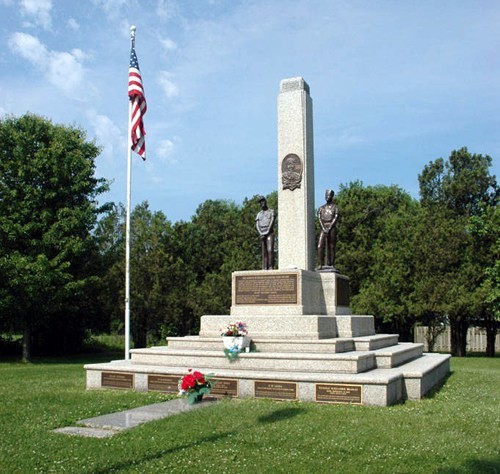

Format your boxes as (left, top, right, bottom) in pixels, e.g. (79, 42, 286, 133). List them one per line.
(235, 274, 298, 305)
(102, 372, 134, 389)
(211, 378, 238, 397)
(148, 375, 180, 393)
(315, 383, 362, 404)
(254, 380, 297, 400)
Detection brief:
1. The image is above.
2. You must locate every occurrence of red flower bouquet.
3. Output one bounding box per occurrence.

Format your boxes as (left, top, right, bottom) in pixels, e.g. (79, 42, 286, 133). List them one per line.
(178, 369, 214, 404)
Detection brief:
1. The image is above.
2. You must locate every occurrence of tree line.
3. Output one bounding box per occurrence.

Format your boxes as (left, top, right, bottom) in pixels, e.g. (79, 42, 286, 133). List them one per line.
(0, 114, 498, 360)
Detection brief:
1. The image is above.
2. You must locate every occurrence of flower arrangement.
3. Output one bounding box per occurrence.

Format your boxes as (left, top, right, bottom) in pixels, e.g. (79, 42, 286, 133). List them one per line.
(221, 322, 250, 361)
(178, 369, 214, 404)
(221, 321, 248, 337)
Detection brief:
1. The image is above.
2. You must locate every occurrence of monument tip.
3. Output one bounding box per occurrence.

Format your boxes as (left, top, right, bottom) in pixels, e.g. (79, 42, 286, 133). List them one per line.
(280, 77, 310, 94)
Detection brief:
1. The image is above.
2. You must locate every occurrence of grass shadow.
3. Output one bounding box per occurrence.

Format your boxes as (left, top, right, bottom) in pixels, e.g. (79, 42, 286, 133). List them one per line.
(257, 406, 306, 424)
(90, 431, 237, 474)
(435, 456, 500, 473)
(421, 370, 454, 400)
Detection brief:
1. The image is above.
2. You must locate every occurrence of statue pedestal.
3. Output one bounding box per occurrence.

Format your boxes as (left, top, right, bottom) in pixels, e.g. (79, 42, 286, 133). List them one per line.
(198, 269, 373, 340)
(230, 270, 350, 316)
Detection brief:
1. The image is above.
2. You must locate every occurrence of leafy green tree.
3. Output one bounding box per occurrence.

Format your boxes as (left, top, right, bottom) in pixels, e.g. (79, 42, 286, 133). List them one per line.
(96, 202, 191, 348)
(410, 207, 472, 354)
(334, 182, 419, 338)
(174, 193, 275, 330)
(92, 204, 126, 335)
(335, 182, 415, 293)
(129, 202, 191, 347)
(0, 114, 108, 360)
(468, 205, 500, 356)
(418, 147, 498, 356)
(351, 198, 419, 340)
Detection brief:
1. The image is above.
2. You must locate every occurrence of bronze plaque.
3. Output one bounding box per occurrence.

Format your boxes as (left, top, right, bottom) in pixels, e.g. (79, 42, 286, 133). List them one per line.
(102, 372, 134, 389)
(336, 277, 350, 307)
(315, 383, 362, 404)
(235, 274, 298, 305)
(148, 375, 179, 393)
(254, 380, 297, 400)
(281, 154, 303, 191)
(211, 378, 238, 398)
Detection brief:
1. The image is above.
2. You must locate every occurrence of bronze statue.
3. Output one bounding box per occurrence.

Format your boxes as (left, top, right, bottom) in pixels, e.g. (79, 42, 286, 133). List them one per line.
(317, 189, 339, 271)
(255, 196, 275, 270)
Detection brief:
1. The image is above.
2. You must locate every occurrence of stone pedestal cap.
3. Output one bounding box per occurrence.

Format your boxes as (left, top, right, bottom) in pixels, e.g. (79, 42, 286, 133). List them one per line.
(280, 77, 310, 94)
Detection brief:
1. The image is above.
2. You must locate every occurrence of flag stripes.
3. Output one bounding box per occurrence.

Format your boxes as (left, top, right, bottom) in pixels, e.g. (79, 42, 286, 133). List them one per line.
(128, 47, 147, 159)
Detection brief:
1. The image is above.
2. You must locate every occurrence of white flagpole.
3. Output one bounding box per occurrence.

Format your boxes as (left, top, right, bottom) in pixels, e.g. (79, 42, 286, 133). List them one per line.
(125, 25, 136, 360)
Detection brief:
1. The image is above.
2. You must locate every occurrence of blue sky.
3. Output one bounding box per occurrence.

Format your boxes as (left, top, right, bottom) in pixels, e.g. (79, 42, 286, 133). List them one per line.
(1, 0, 498, 223)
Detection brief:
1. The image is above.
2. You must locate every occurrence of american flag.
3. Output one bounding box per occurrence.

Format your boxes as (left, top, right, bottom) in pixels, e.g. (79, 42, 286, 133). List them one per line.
(128, 47, 147, 160)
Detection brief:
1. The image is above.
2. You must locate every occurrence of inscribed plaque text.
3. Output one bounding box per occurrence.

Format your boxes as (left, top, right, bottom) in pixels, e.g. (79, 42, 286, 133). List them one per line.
(235, 274, 298, 305)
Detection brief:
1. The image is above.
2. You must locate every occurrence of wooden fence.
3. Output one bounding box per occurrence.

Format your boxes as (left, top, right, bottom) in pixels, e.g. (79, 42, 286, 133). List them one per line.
(414, 326, 500, 353)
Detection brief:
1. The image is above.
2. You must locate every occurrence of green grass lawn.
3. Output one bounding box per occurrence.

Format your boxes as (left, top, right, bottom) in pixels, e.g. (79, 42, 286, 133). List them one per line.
(0, 356, 498, 474)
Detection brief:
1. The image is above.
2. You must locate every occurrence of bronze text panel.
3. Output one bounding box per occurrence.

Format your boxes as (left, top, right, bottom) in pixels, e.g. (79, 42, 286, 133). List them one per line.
(254, 380, 297, 400)
(235, 274, 298, 305)
(148, 375, 180, 393)
(211, 378, 238, 398)
(315, 383, 362, 404)
(102, 372, 134, 390)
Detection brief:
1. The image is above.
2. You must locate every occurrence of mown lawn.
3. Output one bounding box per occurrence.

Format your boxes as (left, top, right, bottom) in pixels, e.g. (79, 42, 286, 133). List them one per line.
(0, 356, 498, 473)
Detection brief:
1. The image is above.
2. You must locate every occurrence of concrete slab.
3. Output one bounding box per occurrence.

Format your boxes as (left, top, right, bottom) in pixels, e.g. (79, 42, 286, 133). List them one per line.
(54, 397, 218, 437)
(53, 426, 121, 438)
(78, 398, 218, 430)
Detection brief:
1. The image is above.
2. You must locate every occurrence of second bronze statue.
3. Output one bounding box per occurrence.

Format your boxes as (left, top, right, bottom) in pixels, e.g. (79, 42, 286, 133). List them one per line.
(317, 189, 339, 271)
(255, 196, 275, 270)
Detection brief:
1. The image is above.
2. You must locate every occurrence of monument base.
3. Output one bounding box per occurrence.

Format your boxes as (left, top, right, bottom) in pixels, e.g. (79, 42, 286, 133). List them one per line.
(84, 328, 450, 406)
(199, 315, 374, 339)
(231, 269, 350, 317)
(84, 270, 450, 406)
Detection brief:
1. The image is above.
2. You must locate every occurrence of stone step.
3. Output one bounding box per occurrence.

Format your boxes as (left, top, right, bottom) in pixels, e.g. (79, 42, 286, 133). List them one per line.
(85, 359, 403, 406)
(352, 334, 400, 351)
(130, 347, 376, 374)
(166, 336, 355, 353)
(399, 353, 451, 400)
(84, 352, 450, 406)
(373, 343, 424, 368)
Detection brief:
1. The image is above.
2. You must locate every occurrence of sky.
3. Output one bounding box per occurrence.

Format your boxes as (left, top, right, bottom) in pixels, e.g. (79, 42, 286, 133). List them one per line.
(1, 0, 499, 223)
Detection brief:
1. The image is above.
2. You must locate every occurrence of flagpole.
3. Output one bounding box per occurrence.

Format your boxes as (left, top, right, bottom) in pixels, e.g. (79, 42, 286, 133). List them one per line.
(125, 25, 136, 360)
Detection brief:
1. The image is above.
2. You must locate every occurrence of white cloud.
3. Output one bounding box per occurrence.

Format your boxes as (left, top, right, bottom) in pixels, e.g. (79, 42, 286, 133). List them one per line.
(160, 37, 177, 53)
(86, 110, 124, 162)
(19, 0, 52, 30)
(8, 32, 88, 98)
(47, 51, 85, 96)
(157, 71, 179, 99)
(68, 18, 80, 31)
(156, 0, 177, 21)
(92, 0, 127, 17)
(8, 32, 47, 66)
(157, 138, 176, 163)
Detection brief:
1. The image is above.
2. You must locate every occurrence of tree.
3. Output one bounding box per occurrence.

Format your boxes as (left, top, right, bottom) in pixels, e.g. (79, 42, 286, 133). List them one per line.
(352, 198, 419, 340)
(0, 114, 108, 360)
(95, 202, 191, 348)
(468, 205, 500, 356)
(418, 147, 498, 356)
(172, 193, 275, 332)
(410, 207, 471, 355)
(334, 182, 419, 338)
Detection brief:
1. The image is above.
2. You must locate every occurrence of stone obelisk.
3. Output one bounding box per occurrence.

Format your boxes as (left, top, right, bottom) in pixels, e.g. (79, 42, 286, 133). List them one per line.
(277, 77, 315, 271)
